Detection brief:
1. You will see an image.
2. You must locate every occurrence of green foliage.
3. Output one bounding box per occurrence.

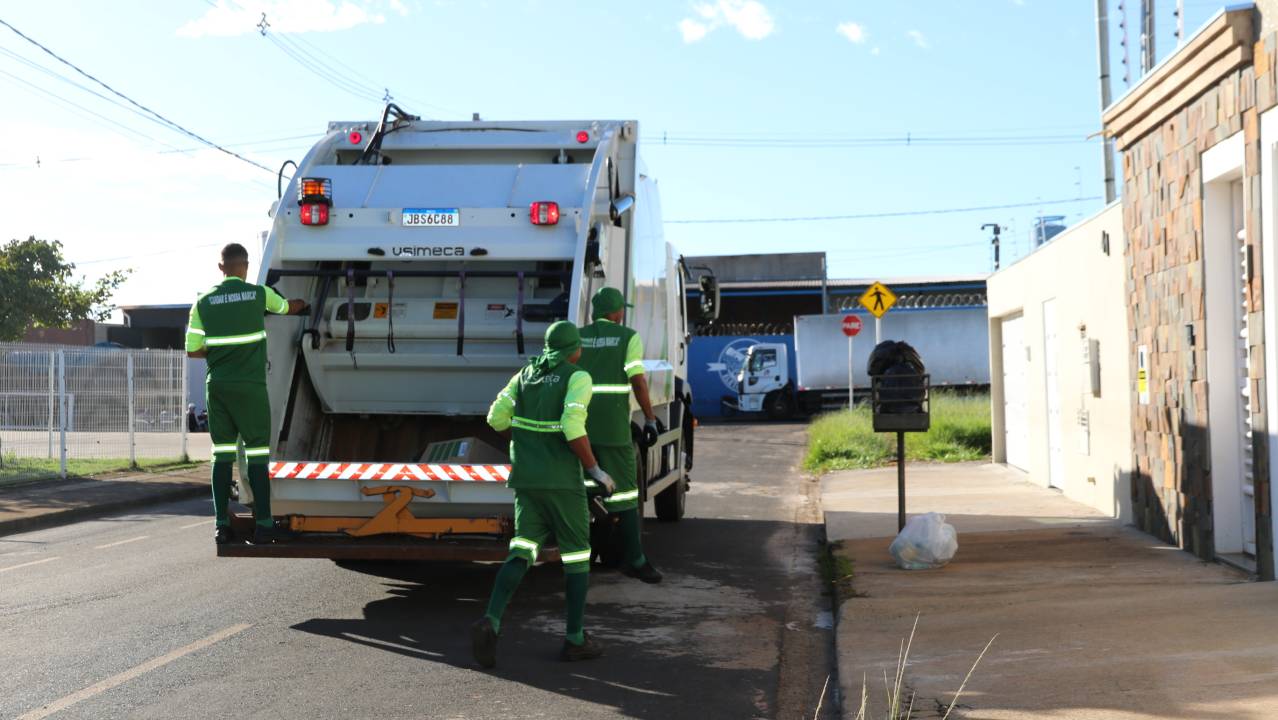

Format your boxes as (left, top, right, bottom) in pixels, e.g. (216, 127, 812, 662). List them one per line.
(805, 392, 993, 474)
(0, 236, 130, 341)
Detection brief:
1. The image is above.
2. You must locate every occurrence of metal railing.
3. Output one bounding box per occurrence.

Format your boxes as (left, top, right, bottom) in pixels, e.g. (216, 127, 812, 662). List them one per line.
(0, 343, 189, 481)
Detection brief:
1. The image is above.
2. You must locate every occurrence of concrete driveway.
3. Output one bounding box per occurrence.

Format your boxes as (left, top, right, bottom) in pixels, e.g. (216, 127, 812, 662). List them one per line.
(823, 463, 1278, 719)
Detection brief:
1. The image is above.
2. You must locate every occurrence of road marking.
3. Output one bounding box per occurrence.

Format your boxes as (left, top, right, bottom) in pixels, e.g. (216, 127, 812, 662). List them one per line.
(0, 557, 60, 573)
(179, 519, 215, 530)
(93, 536, 149, 550)
(568, 673, 676, 697)
(15, 623, 251, 720)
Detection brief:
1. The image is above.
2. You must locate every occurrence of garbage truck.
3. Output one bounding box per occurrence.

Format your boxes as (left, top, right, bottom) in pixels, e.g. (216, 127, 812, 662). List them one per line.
(219, 105, 720, 561)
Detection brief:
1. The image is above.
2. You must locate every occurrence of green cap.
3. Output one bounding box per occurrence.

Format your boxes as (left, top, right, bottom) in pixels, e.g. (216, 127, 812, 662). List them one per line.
(591, 287, 632, 318)
(544, 320, 581, 353)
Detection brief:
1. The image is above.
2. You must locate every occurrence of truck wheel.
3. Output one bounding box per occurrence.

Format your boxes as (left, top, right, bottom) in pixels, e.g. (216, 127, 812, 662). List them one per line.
(765, 391, 794, 420)
(655, 474, 686, 522)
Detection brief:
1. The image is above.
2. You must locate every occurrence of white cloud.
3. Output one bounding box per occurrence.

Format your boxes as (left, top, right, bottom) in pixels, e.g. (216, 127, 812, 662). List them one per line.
(678, 1, 775, 43)
(679, 18, 711, 43)
(871, 46, 881, 56)
(906, 29, 929, 49)
(836, 21, 867, 44)
(177, 0, 397, 38)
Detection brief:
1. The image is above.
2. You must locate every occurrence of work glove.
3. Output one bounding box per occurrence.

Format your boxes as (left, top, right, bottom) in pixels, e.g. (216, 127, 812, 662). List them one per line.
(586, 465, 616, 495)
(642, 419, 660, 448)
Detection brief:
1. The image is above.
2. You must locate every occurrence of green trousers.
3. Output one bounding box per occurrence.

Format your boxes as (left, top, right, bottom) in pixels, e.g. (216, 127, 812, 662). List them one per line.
(206, 382, 273, 528)
(592, 444, 646, 568)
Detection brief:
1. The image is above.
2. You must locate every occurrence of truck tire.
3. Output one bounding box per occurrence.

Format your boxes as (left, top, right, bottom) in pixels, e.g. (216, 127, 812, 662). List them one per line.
(655, 474, 686, 522)
(765, 390, 795, 420)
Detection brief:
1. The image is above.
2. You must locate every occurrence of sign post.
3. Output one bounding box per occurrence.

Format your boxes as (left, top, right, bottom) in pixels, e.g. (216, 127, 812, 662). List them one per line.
(858, 281, 897, 347)
(842, 314, 863, 408)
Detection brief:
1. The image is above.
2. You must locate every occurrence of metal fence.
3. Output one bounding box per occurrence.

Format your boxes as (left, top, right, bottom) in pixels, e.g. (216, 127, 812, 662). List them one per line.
(0, 343, 189, 481)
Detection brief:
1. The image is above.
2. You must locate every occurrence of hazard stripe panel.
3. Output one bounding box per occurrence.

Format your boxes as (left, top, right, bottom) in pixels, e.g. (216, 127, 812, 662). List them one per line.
(269, 462, 511, 482)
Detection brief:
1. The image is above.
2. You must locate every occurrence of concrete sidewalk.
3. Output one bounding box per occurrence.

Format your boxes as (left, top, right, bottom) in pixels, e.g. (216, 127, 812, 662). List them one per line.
(823, 462, 1278, 719)
(0, 465, 209, 536)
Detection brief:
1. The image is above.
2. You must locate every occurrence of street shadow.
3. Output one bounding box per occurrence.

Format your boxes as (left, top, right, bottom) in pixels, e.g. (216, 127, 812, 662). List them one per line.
(290, 516, 830, 720)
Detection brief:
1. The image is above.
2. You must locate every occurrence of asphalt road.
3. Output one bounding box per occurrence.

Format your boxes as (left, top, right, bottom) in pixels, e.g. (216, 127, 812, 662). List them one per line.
(0, 421, 835, 720)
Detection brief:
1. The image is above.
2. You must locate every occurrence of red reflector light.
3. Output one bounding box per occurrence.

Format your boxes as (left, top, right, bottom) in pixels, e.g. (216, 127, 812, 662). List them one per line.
(349, 131, 363, 144)
(530, 201, 560, 225)
(576, 131, 590, 143)
(300, 203, 329, 226)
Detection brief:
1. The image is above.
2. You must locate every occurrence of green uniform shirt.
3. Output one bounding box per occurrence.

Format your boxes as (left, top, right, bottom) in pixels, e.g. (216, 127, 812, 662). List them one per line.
(576, 319, 644, 447)
(487, 361, 593, 490)
(186, 277, 289, 385)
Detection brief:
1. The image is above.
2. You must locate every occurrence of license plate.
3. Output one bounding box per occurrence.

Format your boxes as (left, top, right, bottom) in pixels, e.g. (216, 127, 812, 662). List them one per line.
(402, 208, 460, 227)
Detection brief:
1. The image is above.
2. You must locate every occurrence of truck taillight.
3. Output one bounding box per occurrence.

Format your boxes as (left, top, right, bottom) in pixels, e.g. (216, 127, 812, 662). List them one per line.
(576, 130, 590, 143)
(300, 203, 329, 226)
(298, 176, 332, 226)
(530, 201, 559, 225)
(298, 177, 332, 205)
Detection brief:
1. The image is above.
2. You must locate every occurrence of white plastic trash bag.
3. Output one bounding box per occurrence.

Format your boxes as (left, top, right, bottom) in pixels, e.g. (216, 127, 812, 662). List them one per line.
(889, 512, 958, 570)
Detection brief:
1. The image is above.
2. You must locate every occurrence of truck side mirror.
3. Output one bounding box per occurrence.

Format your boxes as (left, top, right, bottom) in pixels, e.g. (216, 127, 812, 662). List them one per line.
(698, 275, 721, 321)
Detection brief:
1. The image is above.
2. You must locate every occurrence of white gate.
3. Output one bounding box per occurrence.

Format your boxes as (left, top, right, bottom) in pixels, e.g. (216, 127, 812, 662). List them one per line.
(1001, 314, 1029, 471)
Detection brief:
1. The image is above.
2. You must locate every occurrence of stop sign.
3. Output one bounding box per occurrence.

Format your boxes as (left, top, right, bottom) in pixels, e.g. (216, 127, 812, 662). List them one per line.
(842, 315, 862, 337)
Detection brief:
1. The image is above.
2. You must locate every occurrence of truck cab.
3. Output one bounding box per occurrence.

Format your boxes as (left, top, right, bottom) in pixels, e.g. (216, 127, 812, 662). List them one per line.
(736, 343, 793, 418)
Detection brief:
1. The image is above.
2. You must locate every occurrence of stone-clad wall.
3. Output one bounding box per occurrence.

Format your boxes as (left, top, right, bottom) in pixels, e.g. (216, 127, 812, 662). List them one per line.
(1121, 32, 1278, 575)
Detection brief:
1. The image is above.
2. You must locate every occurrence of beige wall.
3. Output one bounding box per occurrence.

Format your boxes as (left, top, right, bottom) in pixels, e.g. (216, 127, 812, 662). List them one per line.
(987, 203, 1133, 521)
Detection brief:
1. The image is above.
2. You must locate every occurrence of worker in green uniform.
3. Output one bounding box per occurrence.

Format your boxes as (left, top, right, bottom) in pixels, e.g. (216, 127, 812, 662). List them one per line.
(576, 287, 663, 584)
(185, 243, 306, 546)
(472, 320, 615, 668)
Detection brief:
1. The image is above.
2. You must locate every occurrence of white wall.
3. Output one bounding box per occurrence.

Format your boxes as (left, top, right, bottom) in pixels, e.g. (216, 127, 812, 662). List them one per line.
(987, 203, 1133, 521)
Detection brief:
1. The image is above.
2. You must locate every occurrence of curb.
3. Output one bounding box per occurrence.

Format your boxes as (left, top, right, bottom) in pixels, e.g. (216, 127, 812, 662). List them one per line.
(0, 483, 208, 537)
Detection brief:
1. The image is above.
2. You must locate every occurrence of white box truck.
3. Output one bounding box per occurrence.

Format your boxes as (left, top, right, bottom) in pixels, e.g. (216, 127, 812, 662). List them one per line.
(221, 106, 719, 560)
(734, 311, 989, 419)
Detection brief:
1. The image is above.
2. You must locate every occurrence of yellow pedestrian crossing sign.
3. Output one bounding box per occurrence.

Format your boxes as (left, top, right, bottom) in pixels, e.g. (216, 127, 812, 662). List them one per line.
(859, 281, 897, 319)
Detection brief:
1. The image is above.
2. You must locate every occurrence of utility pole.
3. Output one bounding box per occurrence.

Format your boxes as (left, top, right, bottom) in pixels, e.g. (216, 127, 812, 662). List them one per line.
(1119, 0, 1129, 85)
(983, 223, 1003, 271)
(1096, 0, 1117, 203)
(1150, 0, 1160, 75)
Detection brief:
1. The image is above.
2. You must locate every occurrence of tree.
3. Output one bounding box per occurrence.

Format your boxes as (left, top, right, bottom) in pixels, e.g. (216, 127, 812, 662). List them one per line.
(0, 236, 130, 341)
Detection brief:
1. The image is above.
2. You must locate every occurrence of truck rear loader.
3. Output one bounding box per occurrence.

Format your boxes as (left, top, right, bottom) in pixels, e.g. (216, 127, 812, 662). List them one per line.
(219, 106, 719, 561)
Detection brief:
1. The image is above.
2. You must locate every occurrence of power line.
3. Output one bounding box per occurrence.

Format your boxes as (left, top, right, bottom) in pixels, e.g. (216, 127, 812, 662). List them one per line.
(0, 17, 274, 174)
(665, 197, 1103, 224)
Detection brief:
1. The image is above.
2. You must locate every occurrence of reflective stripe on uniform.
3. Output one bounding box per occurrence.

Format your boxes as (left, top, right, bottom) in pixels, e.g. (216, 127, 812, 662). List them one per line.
(511, 417, 563, 432)
(603, 489, 641, 504)
(187, 327, 206, 336)
(560, 549, 592, 564)
(565, 402, 586, 410)
(592, 384, 631, 394)
(211, 443, 239, 454)
(205, 330, 268, 346)
(583, 479, 599, 488)
(623, 360, 644, 372)
(244, 446, 271, 457)
(509, 537, 539, 556)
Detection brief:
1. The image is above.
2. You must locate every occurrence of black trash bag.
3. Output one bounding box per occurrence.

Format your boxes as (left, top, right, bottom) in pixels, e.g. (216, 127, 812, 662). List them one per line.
(867, 340, 925, 376)
(867, 341, 925, 414)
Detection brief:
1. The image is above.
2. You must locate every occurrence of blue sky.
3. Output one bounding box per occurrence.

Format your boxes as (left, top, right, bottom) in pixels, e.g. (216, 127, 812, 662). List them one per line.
(0, 0, 1224, 305)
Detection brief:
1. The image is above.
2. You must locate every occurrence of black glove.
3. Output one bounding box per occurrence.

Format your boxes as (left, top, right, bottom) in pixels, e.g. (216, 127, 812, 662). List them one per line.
(642, 419, 660, 448)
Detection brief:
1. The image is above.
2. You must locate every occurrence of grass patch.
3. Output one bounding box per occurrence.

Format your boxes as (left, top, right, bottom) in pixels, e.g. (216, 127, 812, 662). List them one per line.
(0, 456, 203, 485)
(805, 392, 992, 474)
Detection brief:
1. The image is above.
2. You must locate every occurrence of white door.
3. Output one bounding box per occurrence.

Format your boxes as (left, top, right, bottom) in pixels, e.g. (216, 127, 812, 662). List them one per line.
(1232, 182, 1257, 556)
(1001, 314, 1029, 471)
(1042, 299, 1065, 488)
